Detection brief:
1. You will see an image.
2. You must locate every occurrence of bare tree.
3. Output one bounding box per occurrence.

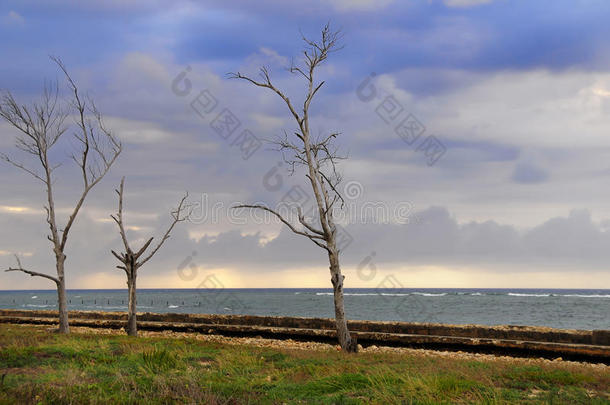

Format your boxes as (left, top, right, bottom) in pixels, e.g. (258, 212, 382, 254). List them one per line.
(111, 177, 189, 336)
(229, 24, 358, 352)
(1, 57, 122, 334)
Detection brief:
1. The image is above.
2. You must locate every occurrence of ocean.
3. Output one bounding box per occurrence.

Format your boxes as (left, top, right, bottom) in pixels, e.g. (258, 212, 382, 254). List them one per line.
(0, 288, 608, 330)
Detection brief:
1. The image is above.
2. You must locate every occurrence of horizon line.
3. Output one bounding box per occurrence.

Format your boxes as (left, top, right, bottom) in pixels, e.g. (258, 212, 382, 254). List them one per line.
(1, 287, 609, 292)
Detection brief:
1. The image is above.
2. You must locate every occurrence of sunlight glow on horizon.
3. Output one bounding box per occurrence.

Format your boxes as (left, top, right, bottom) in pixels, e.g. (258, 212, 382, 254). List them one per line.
(51, 265, 610, 290)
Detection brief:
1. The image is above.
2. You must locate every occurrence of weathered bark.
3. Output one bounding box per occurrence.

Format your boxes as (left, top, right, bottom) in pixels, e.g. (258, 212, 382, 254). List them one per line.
(126, 269, 137, 336)
(56, 255, 69, 334)
(329, 250, 356, 351)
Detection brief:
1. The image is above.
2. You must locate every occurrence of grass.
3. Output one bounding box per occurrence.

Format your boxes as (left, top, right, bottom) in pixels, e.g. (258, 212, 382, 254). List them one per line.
(0, 325, 608, 404)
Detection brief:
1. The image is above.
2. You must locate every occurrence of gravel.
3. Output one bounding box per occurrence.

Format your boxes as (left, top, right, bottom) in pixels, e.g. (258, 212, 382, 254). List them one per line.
(57, 325, 610, 371)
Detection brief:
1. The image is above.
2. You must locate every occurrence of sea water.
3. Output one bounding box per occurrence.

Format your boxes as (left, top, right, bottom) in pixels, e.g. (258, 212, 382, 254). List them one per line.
(0, 288, 608, 330)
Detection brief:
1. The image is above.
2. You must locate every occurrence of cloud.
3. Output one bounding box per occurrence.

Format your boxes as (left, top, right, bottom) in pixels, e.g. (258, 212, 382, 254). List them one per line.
(249, 113, 284, 133)
(4, 204, 610, 289)
(327, 0, 395, 11)
(3, 0, 610, 290)
(192, 206, 610, 272)
(0, 205, 41, 215)
(0, 250, 32, 257)
(3, 10, 24, 25)
(511, 162, 550, 184)
(443, 0, 492, 8)
(103, 117, 176, 144)
(258, 47, 288, 66)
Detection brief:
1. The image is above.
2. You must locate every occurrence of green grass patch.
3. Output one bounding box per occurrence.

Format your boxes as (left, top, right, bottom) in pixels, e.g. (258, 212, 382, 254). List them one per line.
(0, 325, 608, 404)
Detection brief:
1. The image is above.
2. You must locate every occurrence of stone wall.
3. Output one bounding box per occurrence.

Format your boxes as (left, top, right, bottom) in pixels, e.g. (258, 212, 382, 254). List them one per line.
(1, 309, 607, 346)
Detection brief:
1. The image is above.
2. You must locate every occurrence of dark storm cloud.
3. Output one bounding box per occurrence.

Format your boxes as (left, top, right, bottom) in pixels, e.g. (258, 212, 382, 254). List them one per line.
(4, 199, 609, 288)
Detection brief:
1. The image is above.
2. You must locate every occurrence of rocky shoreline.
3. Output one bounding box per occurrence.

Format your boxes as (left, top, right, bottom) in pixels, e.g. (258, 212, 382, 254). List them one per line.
(54, 325, 605, 371)
(2, 309, 609, 364)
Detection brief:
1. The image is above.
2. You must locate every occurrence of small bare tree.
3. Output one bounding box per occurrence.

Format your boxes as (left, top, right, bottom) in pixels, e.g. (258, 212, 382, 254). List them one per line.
(111, 177, 189, 336)
(1, 57, 122, 334)
(229, 25, 358, 352)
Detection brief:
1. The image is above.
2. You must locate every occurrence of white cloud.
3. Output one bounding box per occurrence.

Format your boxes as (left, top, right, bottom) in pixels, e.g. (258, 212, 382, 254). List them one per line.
(423, 70, 610, 149)
(377, 68, 610, 150)
(3, 11, 25, 25)
(104, 116, 176, 144)
(327, 0, 395, 11)
(323, 67, 610, 226)
(249, 113, 284, 133)
(0, 250, 32, 257)
(443, 0, 493, 7)
(259, 47, 289, 67)
(0, 206, 43, 215)
(240, 47, 290, 78)
(120, 52, 169, 83)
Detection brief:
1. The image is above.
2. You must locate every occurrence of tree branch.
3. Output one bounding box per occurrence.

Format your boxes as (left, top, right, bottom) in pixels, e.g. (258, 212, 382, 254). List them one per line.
(228, 68, 303, 126)
(138, 193, 190, 266)
(0, 153, 46, 183)
(111, 177, 131, 254)
(53, 57, 122, 252)
(297, 206, 324, 236)
(110, 177, 190, 271)
(4, 255, 59, 285)
(233, 204, 328, 250)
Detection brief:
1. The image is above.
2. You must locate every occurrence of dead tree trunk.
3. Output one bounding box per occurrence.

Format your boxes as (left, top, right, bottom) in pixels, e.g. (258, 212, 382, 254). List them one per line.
(56, 255, 69, 333)
(111, 177, 189, 337)
(126, 266, 137, 336)
(328, 246, 355, 351)
(1, 57, 122, 334)
(230, 25, 358, 352)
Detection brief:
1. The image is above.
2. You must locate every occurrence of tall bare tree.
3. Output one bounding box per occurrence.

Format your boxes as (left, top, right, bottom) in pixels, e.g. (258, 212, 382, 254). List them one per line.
(230, 24, 358, 352)
(1, 57, 122, 334)
(111, 177, 189, 336)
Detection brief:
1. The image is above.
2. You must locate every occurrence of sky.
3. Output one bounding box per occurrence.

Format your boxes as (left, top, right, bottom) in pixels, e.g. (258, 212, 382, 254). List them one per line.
(1, 0, 610, 290)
